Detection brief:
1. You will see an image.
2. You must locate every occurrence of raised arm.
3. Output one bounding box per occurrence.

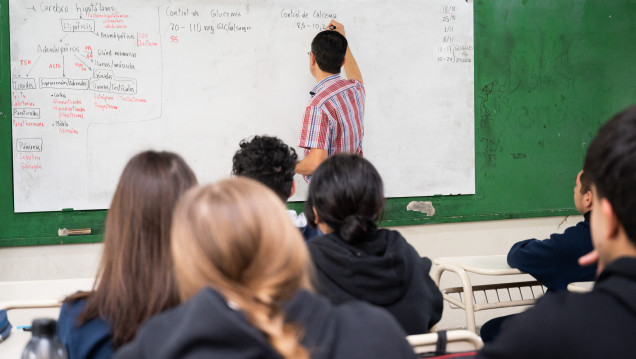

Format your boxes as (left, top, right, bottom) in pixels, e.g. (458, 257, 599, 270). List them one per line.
(328, 20, 363, 85)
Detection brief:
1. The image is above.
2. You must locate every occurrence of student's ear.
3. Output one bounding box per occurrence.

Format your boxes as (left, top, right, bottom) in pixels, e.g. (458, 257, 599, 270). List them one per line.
(289, 181, 296, 199)
(582, 190, 593, 211)
(601, 198, 620, 240)
(312, 207, 333, 234)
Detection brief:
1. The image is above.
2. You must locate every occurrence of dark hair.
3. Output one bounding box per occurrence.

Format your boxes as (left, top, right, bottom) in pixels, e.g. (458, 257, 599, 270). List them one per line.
(583, 105, 636, 244)
(311, 30, 348, 74)
(67, 151, 197, 348)
(579, 170, 592, 194)
(305, 154, 385, 243)
(232, 136, 298, 202)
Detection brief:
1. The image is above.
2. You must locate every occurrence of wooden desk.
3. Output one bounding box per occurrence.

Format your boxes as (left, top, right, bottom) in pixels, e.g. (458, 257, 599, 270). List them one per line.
(432, 255, 543, 333)
(567, 281, 594, 293)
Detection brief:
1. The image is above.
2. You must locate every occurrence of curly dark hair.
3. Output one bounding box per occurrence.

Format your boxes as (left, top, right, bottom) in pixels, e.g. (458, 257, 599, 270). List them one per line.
(232, 136, 298, 202)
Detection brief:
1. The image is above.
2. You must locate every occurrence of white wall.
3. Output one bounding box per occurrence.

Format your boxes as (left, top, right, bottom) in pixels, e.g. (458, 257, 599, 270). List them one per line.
(0, 214, 583, 331)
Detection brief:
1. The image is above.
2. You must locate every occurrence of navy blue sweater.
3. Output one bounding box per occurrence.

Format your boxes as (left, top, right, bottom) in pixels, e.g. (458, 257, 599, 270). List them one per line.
(57, 298, 114, 359)
(507, 212, 597, 291)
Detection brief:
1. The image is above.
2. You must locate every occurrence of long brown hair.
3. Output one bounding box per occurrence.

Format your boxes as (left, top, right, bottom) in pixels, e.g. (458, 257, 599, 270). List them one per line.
(67, 151, 197, 348)
(171, 178, 311, 359)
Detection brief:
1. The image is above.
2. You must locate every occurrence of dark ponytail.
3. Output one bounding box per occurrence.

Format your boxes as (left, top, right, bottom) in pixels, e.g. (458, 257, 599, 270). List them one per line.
(306, 154, 384, 243)
(340, 215, 377, 243)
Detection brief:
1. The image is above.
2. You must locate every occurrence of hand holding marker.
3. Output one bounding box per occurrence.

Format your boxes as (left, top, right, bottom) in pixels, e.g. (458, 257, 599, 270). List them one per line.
(327, 20, 345, 37)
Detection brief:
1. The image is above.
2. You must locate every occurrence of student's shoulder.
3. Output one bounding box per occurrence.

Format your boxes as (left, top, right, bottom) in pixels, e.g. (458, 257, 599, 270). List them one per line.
(506, 290, 601, 339)
(477, 294, 571, 358)
(58, 298, 87, 335)
(307, 232, 341, 249)
(527, 290, 582, 313)
(116, 288, 254, 359)
(379, 229, 431, 261)
(479, 290, 618, 359)
(507, 222, 587, 258)
(559, 217, 591, 237)
(145, 287, 228, 328)
(332, 301, 415, 358)
(335, 300, 404, 335)
(59, 296, 88, 317)
(58, 296, 109, 333)
(58, 298, 115, 359)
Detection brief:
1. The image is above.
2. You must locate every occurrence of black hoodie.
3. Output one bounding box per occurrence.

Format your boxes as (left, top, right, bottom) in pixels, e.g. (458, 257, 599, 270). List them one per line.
(477, 257, 636, 359)
(308, 229, 443, 335)
(114, 287, 416, 359)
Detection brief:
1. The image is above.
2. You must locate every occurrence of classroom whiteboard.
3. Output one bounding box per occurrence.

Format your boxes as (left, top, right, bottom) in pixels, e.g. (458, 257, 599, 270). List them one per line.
(10, 0, 474, 213)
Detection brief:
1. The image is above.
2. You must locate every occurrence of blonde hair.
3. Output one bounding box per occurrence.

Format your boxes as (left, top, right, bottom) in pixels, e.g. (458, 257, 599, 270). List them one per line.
(171, 178, 311, 359)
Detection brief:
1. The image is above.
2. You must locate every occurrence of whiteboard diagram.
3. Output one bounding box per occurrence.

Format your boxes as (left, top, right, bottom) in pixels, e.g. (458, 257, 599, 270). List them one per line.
(10, 0, 474, 212)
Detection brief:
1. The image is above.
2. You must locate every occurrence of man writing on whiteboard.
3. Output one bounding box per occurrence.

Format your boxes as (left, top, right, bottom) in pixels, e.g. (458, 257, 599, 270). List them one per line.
(295, 20, 365, 180)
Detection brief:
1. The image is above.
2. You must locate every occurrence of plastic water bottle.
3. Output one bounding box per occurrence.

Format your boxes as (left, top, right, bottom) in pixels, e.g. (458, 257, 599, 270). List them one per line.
(21, 318, 68, 359)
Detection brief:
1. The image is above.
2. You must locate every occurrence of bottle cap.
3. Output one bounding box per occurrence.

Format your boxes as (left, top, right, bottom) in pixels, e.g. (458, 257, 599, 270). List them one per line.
(31, 318, 57, 337)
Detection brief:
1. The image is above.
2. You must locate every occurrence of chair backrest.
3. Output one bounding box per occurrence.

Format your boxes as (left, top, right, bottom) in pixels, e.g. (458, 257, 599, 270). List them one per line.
(408, 330, 483, 355)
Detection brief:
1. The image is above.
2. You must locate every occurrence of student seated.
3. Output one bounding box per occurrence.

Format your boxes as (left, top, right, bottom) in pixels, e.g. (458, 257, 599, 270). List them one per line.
(232, 135, 319, 241)
(114, 178, 416, 359)
(507, 169, 597, 290)
(477, 105, 636, 358)
(57, 151, 197, 359)
(480, 170, 597, 341)
(305, 154, 443, 335)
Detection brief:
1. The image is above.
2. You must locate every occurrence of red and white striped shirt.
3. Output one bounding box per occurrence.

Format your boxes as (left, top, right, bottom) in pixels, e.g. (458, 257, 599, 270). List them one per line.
(299, 74, 365, 162)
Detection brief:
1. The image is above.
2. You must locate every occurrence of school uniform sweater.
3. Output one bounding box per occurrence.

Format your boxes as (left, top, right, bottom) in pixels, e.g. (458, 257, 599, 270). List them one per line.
(477, 257, 636, 359)
(308, 229, 443, 335)
(481, 212, 597, 342)
(113, 287, 415, 359)
(287, 209, 320, 242)
(507, 211, 597, 291)
(57, 298, 114, 359)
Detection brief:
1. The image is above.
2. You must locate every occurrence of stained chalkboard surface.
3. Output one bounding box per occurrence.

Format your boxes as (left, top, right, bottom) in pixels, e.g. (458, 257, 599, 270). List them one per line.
(1, 0, 636, 246)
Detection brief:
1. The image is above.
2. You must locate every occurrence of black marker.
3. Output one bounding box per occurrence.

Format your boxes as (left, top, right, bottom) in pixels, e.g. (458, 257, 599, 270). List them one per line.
(329, 25, 336, 30)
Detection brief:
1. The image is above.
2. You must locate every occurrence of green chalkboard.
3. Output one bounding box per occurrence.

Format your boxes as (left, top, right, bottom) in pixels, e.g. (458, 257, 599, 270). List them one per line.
(2, 0, 636, 247)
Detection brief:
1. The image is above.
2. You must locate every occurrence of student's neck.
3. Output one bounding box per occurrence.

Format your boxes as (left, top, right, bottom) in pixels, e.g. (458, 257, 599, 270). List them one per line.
(317, 222, 334, 235)
(603, 232, 636, 267)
